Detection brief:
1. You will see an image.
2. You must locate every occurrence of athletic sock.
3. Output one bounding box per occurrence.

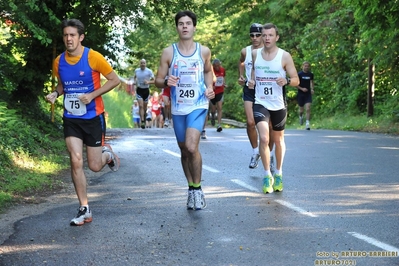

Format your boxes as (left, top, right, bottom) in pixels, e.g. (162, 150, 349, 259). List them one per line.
(192, 183, 201, 190)
(188, 182, 194, 190)
(264, 170, 272, 177)
(253, 147, 259, 154)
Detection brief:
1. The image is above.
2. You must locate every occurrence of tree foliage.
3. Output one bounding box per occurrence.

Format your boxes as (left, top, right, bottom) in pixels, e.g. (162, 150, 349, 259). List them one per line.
(1, 0, 398, 123)
(0, 0, 199, 110)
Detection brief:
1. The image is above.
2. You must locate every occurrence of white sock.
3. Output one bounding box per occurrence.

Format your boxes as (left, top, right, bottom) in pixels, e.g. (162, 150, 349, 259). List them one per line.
(264, 170, 272, 177)
(253, 147, 259, 154)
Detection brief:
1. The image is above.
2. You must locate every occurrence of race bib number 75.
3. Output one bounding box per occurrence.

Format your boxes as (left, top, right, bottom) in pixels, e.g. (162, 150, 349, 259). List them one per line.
(64, 93, 87, 116)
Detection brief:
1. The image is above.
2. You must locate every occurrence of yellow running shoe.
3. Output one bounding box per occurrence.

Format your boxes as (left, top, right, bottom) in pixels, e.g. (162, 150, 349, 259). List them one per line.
(263, 175, 274, 194)
(273, 174, 283, 192)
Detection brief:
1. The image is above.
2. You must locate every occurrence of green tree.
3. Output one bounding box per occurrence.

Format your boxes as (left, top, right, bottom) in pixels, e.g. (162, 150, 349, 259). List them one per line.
(342, 0, 399, 117)
(0, 0, 199, 112)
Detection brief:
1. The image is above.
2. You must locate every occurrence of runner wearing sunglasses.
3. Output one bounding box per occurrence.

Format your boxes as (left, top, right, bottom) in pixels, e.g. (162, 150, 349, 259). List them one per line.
(238, 23, 276, 172)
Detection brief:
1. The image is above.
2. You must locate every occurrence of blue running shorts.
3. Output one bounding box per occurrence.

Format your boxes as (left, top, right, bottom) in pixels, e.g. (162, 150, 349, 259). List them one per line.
(172, 109, 207, 142)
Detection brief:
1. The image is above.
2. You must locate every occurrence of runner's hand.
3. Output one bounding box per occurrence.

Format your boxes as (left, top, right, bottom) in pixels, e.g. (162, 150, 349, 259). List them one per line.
(247, 80, 255, 89)
(205, 87, 215, 99)
(45, 92, 58, 104)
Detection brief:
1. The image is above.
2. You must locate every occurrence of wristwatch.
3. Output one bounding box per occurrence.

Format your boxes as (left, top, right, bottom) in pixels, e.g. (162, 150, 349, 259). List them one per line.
(164, 78, 168, 87)
(286, 77, 291, 86)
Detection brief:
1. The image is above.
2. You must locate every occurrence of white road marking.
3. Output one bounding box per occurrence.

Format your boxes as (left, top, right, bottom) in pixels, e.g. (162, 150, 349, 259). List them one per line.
(231, 179, 318, 217)
(163, 149, 220, 173)
(274, 199, 318, 217)
(231, 179, 260, 192)
(348, 232, 399, 252)
(163, 149, 180, 157)
(202, 165, 220, 173)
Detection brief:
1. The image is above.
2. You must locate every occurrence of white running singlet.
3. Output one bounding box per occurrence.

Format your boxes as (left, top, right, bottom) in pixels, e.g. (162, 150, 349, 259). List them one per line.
(244, 45, 254, 81)
(254, 48, 286, 111)
(169, 43, 209, 115)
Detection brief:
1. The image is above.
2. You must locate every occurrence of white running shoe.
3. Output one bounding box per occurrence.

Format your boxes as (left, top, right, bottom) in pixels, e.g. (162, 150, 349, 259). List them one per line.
(187, 190, 194, 210)
(201, 130, 207, 139)
(193, 189, 206, 210)
(249, 154, 260, 169)
(102, 144, 120, 172)
(70, 206, 92, 226)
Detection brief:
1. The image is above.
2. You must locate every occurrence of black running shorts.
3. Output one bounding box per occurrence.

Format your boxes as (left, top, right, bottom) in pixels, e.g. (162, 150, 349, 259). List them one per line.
(63, 113, 106, 147)
(253, 104, 287, 131)
(242, 84, 255, 102)
(136, 87, 150, 102)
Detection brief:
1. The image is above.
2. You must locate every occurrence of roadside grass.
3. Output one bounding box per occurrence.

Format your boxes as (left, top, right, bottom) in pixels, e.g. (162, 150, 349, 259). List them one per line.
(0, 154, 67, 207)
(288, 113, 399, 134)
(0, 101, 68, 212)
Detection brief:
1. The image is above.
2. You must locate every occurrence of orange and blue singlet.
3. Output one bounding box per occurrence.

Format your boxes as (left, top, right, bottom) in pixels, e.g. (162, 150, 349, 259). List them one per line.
(54, 47, 113, 119)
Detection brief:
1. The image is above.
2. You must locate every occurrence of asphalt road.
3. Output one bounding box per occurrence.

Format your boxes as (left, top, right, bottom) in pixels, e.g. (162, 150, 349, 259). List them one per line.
(0, 128, 398, 266)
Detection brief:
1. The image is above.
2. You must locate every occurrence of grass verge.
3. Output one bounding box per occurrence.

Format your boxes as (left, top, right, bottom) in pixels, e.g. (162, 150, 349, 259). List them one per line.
(0, 101, 69, 212)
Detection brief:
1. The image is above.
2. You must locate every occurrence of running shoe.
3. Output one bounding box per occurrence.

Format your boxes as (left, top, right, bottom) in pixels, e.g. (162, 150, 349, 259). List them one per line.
(217, 125, 223, 132)
(187, 189, 194, 210)
(102, 144, 120, 172)
(141, 121, 145, 129)
(270, 155, 276, 176)
(164, 118, 169, 128)
(299, 115, 303, 125)
(201, 130, 207, 139)
(263, 175, 274, 194)
(249, 153, 261, 169)
(193, 189, 207, 210)
(306, 122, 310, 130)
(273, 174, 283, 192)
(70, 206, 92, 226)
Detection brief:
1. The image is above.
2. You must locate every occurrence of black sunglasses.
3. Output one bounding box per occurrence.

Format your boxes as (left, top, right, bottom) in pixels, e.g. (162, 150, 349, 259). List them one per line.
(250, 33, 261, 38)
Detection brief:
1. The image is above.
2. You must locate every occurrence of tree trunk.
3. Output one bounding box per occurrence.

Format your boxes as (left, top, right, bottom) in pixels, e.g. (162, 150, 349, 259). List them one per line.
(367, 58, 374, 117)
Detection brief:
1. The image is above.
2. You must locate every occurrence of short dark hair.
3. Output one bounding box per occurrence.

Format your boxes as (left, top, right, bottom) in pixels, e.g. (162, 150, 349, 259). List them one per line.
(263, 23, 279, 36)
(175, 10, 197, 27)
(61, 19, 85, 36)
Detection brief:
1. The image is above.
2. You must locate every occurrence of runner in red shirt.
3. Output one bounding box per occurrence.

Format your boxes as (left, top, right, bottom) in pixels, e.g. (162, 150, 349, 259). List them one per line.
(161, 86, 171, 127)
(210, 59, 226, 132)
